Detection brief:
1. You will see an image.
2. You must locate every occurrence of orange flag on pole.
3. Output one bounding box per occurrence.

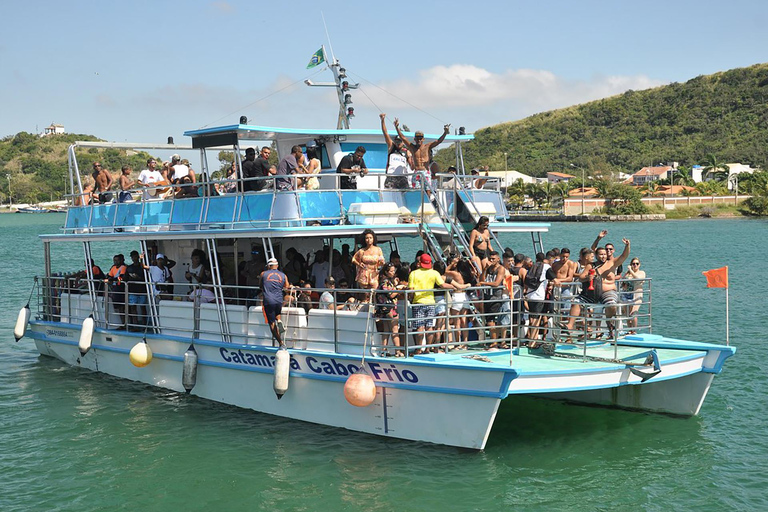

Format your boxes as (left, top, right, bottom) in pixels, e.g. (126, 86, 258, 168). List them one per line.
(703, 266, 729, 288)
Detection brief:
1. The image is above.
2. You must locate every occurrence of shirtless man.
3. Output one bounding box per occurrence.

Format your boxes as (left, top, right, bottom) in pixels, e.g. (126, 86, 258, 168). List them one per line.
(550, 247, 577, 297)
(563, 241, 630, 337)
(117, 165, 134, 203)
(478, 251, 506, 344)
(591, 230, 624, 275)
(393, 118, 450, 172)
(562, 248, 597, 336)
(92, 162, 114, 203)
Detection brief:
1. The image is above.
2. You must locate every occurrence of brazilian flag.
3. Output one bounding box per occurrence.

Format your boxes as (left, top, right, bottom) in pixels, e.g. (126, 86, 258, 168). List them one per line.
(306, 48, 325, 69)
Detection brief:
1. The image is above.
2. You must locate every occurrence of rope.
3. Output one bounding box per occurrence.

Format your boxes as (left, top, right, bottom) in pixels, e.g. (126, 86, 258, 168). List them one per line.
(347, 70, 449, 125)
(551, 350, 653, 367)
(198, 68, 328, 129)
(25, 276, 39, 307)
(359, 289, 376, 366)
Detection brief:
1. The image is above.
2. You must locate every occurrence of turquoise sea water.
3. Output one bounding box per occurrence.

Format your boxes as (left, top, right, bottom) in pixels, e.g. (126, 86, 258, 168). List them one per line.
(1, 214, 766, 511)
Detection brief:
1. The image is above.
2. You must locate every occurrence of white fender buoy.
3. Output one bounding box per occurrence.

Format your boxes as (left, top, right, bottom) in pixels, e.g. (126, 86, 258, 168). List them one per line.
(14, 305, 30, 342)
(78, 315, 95, 356)
(273, 347, 290, 400)
(129, 338, 153, 367)
(344, 370, 377, 407)
(182, 345, 198, 394)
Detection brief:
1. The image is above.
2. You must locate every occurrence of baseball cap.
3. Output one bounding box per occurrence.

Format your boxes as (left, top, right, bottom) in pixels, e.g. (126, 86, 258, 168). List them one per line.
(267, 257, 278, 266)
(156, 253, 165, 260)
(419, 254, 432, 269)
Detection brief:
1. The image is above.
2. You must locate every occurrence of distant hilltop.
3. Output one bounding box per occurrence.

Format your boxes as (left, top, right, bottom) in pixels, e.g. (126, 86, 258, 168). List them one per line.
(435, 63, 768, 177)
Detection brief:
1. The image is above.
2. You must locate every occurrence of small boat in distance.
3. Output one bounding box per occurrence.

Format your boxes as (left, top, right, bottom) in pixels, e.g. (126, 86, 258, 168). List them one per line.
(16, 206, 59, 213)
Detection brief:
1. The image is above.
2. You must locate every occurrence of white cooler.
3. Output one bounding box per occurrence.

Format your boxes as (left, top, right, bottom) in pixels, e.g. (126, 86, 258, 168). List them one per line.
(347, 202, 400, 225)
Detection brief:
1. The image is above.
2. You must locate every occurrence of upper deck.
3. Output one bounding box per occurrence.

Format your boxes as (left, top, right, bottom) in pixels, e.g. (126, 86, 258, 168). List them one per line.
(59, 124, 549, 240)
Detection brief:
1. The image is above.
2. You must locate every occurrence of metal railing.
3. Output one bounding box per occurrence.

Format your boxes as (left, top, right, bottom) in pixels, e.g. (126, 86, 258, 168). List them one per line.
(63, 172, 512, 234)
(34, 273, 653, 363)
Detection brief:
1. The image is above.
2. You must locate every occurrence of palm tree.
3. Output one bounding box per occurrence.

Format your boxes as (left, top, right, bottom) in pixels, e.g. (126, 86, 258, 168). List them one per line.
(671, 167, 695, 187)
(702, 154, 729, 182)
(525, 182, 546, 209)
(551, 182, 569, 211)
(505, 178, 527, 209)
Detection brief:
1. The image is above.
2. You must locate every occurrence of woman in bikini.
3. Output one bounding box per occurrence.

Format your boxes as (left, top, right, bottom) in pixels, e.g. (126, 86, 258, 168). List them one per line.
(351, 228, 385, 293)
(469, 216, 491, 270)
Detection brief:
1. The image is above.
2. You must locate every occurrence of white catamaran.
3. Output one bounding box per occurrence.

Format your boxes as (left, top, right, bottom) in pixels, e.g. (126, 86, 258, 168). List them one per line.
(14, 52, 735, 449)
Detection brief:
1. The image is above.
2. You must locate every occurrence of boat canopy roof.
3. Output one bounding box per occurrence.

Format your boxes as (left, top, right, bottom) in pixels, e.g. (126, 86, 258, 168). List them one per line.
(183, 124, 474, 149)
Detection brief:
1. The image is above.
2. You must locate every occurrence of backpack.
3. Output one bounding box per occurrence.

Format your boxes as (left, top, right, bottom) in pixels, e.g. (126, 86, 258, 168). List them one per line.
(524, 262, 544, 290)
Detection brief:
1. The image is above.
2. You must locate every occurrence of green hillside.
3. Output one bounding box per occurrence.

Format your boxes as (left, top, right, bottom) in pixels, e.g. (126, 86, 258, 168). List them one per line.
(0, 132, 156, 204)
(436, 63, 768, 176)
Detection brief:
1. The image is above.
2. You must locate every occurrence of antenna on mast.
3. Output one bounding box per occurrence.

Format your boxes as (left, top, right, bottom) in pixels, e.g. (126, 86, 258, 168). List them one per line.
(321, 12, 336, 65)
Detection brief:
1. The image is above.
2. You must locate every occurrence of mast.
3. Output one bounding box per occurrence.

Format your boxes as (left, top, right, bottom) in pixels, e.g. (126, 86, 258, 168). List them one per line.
(304, 46, 359, 129)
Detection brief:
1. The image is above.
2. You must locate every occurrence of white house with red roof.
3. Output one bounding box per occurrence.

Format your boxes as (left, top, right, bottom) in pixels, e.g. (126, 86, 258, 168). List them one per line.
(547, 171, 576, 184)
(631, 165, 671, 185)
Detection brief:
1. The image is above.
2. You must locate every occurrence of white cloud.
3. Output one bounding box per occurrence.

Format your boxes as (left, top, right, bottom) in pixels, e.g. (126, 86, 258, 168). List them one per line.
(355, 64, 665, 130)
(211, 1, 234, 14)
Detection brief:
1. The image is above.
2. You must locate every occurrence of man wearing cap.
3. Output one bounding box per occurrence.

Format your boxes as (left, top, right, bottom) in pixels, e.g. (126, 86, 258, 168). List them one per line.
(393, 119, 450, 173)
(260, 257, 292, 347)
(407, 254, 457, 351)
(336, 146, 368, 190)
(145, 253, 173, 300)
(170, 154, 196, 197)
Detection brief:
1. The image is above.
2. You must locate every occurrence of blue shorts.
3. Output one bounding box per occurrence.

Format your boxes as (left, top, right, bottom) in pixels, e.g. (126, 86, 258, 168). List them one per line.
(128, 294, 147, 305)
(410, 304, 435, 329)
(263, 302, 282, 324)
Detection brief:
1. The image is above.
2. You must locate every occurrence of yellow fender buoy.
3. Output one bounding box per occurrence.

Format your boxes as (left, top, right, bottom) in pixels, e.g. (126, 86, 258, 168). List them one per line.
(78, 315, 95, 356)
(129, 338, 153, 367)
(273, 347, 290, 399)
(14, 305, 30, 342)
(344, 370, 377, 407)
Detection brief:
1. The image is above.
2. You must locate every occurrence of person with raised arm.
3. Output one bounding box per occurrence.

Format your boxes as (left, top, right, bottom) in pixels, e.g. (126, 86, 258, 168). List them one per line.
(380, 113, 413, 189)
(393, 118, 450, 174)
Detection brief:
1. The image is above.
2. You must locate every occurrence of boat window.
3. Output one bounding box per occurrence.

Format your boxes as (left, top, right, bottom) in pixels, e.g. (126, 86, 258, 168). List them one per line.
(340, 143, 387, 170)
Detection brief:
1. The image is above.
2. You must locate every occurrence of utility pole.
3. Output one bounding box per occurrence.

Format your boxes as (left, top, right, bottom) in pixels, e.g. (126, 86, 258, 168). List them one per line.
(6, 174, 11, 209)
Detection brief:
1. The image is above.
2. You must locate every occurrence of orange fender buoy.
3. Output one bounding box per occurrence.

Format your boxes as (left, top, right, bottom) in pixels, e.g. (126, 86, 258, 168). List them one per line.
(343, 371, 377, 407)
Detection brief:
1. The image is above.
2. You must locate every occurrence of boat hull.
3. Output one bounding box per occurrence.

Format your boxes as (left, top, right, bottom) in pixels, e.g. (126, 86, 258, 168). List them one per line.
(29, 322, 511, 450)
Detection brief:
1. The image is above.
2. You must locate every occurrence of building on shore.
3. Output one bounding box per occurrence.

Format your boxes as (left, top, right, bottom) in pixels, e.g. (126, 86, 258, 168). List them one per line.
(41, 123, 65, 137)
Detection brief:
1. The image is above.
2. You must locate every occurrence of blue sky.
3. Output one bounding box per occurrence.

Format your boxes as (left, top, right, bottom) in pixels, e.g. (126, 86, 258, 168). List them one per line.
(2, 0, 767, 144)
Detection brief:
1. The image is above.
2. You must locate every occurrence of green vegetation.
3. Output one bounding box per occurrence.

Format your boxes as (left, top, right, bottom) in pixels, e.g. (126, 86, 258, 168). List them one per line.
(661, 203, 742, 219)
(0, 132, 155, 204)
(435, 63, 768, 177)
